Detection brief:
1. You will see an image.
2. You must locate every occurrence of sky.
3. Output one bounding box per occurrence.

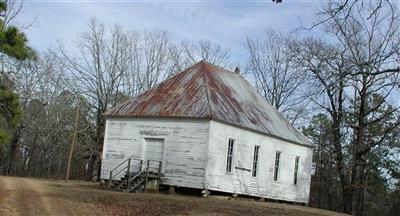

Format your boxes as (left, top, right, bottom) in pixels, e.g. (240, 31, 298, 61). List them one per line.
(15, 0, 321, 68)
(13, 1, 400, 108)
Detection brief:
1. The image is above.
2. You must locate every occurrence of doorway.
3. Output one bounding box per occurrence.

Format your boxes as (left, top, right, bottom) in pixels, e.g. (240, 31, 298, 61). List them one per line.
(143, 138, 165, 171)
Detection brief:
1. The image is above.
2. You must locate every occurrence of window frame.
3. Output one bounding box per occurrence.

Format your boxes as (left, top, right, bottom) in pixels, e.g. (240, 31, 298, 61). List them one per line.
(252, 145, 260, 177)
(293, 156, 300, 185)
(273, 151, 281, 181)
(226, 138, 235, 173)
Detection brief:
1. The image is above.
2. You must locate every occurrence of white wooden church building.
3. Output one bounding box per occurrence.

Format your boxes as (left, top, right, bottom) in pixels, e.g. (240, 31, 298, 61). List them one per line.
(100, 61, 313, 203)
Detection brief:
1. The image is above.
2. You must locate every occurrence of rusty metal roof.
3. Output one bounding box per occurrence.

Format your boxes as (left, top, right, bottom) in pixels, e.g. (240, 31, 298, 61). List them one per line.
(106, 61, 311, 146)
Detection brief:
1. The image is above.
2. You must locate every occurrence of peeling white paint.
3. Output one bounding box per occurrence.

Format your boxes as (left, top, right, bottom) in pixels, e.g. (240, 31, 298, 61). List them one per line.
(101, 117, 209, 189)
(205, 120, 312, 203)
(101, 117, 312, 203)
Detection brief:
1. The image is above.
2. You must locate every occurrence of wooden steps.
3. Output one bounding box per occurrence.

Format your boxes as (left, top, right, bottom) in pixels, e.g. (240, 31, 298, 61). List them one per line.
(106, 159, 162, 193)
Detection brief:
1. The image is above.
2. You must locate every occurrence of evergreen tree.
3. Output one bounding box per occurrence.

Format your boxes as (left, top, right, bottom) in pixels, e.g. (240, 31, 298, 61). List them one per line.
(0, 1, 33, 60)
(0, 83, 20, 143)
(0, 1, 33, 146)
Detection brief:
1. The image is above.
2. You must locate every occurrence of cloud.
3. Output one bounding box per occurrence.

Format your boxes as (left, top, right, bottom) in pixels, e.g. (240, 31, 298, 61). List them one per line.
(12, 1, 400, 117)
(16, 1, 318, 66)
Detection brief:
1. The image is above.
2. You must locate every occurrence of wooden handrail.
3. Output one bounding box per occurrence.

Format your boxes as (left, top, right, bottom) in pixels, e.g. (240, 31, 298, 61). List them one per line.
(108, 158, 163, 192)
(110, 158, 130, 173)
(109, 158, 143, 182)
(109, 159, 128, 182)
(130, 169, 146, 182)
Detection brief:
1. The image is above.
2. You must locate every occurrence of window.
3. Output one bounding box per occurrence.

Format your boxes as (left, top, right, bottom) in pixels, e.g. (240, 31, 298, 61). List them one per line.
(293, 156, 300, 185)
(226, 138, 235, 172)
(273, 151, 281, 181)
(252, 146, 260, 177)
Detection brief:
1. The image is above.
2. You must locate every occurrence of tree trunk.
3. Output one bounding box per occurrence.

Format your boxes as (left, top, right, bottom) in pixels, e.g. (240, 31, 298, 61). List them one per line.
(27, 131, 38, 177)
(57, 146, 63, 177)
(85, 154, 97, 181)
(351, 153, 365, 216)
(352, 76, 367, 216)
(333, 75, 352, 214)
(6, 125, 22, 175)
(96, 158, 102, 181)
(95, 107, 105, 181)
(332, 122, 351, 213)
(85, 107, 105, 181)
(317, 159, 322, 208)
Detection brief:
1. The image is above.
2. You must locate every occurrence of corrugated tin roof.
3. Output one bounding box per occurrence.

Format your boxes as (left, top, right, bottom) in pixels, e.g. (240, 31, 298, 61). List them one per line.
(106, 61, 311, 146)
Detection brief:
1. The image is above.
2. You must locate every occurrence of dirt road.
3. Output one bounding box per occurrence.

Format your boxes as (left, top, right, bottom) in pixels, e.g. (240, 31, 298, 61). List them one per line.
(0, 176, 102, 215)
(0, 176, 347, 216)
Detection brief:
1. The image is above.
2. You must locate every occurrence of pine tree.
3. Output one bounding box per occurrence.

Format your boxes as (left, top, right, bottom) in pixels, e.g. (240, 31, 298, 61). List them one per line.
(0, 1, 33, 146)
(0, 83, 21, 144)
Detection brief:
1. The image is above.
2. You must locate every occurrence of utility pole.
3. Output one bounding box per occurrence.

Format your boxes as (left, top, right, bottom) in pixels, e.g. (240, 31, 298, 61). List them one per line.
(66, 106, 79, 181)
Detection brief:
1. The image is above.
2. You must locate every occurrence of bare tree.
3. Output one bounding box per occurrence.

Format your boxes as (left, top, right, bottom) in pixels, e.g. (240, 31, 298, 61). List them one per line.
(246, 30, 309, 124)
(180, 39, 231, 68)
(328, 2, 400, 215)
(57, 19, 131, 180)
(122, 30, 179, 97)
(300, 0, 393, 31)
(0, 0, 22, 27)
(55, 19, 217, 180)
(295, 1, 400, 215)
(2, 51, 73, 175)
(291, 37, 351, 213)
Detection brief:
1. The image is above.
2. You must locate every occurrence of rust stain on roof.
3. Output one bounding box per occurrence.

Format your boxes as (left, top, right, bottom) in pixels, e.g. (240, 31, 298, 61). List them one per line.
(106, 61, 311, 146)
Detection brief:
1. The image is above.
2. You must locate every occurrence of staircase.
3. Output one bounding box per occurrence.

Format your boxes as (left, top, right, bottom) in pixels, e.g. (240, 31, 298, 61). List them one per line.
(107, 158, 163, 193)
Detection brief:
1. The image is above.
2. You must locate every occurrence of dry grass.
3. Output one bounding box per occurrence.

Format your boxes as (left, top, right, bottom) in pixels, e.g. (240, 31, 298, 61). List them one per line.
(0, 176, 347, 216)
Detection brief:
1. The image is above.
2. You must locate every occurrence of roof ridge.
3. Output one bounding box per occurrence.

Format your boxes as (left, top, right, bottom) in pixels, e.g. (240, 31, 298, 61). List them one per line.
(105, 61, 312, 146)
(199, 62, 213, 119)
(105, 63, 200, 116)
(237, 73, 308, 141)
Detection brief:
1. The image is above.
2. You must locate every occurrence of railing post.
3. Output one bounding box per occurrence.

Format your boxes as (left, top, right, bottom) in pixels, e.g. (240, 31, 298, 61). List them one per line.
(144, 160, 150, 193)
(156, 161, 162, 193)
(127, 160, 131, 190)
(127, 176, 131, 190)
(109, 171, 112, 187)
(127, 158, 131, 174)
(158, 161, 162, 174)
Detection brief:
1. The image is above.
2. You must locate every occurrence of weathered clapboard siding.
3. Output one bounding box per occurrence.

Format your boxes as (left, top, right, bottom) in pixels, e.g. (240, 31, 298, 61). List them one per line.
(100, 62, 313, 203)
(205, 120, 312, 203)
(101, 117, 209, 189)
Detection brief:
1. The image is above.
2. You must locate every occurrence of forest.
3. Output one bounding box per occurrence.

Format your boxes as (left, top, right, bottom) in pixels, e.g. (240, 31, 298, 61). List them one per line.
(0, 1, 399, 216)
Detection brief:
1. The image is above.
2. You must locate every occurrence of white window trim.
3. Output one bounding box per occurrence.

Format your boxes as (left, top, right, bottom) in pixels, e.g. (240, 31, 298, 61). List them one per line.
(225, 138, 236, 174)
(251, 145, 260, 177)
(273, 151, 281, 182)
(293, 156, 300, 185)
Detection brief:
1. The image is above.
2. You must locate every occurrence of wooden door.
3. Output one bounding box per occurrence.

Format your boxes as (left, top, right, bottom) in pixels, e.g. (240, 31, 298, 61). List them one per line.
(144, 138, 164, 169)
